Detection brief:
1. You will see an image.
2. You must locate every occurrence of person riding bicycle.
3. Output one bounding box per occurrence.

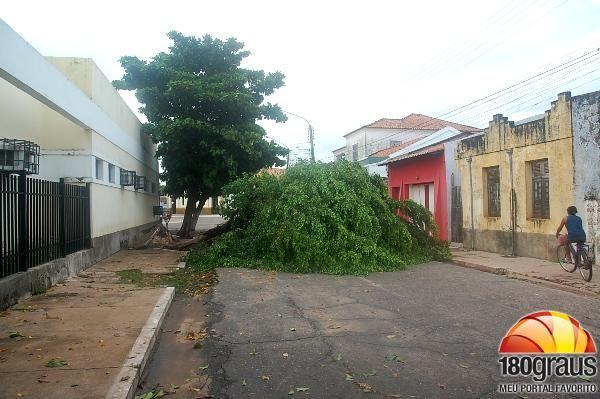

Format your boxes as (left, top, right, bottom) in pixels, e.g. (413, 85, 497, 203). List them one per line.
(555, 206, 586, 264)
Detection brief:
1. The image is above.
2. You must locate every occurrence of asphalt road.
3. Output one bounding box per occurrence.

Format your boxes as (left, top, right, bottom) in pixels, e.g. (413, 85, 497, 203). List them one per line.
(166, 214, 226, 233)
(207, 263, 600, 398)
(141, 262, 600, 398)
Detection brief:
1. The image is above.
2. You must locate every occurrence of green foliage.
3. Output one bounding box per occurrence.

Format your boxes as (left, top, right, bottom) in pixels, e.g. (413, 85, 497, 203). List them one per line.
(113, 31, 287, 204)
(188, 161, 450, 275)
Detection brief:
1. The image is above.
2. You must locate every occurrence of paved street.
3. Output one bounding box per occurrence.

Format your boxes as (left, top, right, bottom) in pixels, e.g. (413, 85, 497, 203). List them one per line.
(166, 215, 227, 233)
(193, 262, 599, 398)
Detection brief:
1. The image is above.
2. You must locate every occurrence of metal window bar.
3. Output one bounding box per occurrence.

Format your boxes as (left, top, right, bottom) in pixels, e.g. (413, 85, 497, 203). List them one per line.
(0, 175, 90, 278)
(531, 159, 550, 219)
(486, 167, 501, 217)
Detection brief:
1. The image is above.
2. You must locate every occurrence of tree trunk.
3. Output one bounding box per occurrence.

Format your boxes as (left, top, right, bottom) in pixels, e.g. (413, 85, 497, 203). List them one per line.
(178, 194, 199, 238)
(190, 195, 209, 232)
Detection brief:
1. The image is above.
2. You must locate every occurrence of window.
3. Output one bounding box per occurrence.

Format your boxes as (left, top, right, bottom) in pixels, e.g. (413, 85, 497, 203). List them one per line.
(485, 166, 501, 217)
(531, 159, 550, 219)
(95, 158, 104, 180)
(108, 164, 115, 183)
(352, 144, 359, 161)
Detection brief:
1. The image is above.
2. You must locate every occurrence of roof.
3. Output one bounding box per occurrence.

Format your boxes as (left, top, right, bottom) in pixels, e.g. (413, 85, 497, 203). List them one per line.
(381, 126, 469, 165)
(343, 113, 481, 137)
(387, 144, 445, 163)
(369, 138, 422, 158)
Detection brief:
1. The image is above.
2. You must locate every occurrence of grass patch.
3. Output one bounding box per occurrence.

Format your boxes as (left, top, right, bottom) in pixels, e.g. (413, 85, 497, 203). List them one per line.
(116, 268, 216, 296)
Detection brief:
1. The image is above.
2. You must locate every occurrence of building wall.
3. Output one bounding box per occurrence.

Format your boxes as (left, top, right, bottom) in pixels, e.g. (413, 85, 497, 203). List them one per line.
(343, 128, 430, 162)
(456, 93, 575, 260)
(0, 57, 159, 239)
(444, 140, 461, 242)
(387, 151, 449, 241)
(572, 91, 600, 260)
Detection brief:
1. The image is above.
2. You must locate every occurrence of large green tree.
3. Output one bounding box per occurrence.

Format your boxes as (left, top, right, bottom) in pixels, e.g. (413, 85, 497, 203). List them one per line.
(114, 32, 288, 237)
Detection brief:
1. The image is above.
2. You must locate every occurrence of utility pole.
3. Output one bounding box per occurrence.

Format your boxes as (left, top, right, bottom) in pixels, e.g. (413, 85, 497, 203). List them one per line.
(308, 124, 315, 163)
(283, 110, 316, 163)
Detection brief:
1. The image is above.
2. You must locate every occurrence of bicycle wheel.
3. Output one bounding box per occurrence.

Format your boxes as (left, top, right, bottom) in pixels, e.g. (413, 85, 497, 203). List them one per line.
(579, 248, 593, 282)
(557, 246, 576, 272)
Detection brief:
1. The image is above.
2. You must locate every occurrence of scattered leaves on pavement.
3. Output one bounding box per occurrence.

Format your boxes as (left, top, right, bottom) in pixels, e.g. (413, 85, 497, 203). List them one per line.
(46, 359, 68, 368)
(357, 382, 373, 393)
(385, 353, 404, 363)
(185, 329, 207, 341)
(134, 389, 165, 399)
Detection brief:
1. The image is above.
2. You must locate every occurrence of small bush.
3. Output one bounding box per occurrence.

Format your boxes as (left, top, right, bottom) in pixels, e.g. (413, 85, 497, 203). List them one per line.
(188, 161, 450, 275)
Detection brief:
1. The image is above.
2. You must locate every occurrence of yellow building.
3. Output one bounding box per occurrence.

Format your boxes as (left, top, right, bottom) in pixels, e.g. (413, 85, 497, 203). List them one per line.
(456, 91, 600, 261)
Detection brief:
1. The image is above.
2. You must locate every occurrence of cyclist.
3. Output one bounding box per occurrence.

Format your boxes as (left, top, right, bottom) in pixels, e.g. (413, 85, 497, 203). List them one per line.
(555, 206, 587, 265)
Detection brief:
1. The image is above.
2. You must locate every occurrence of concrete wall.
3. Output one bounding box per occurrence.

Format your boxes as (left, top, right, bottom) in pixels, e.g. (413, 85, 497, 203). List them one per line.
(444, 140, 460, 241)
(456, 92, 575, 260)
(0, 220, 157, 310)
(572, 91, 600, 260)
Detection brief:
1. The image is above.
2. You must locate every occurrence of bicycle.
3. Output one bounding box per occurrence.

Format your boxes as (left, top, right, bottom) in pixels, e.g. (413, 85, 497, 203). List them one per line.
(557, 239, 593, 282)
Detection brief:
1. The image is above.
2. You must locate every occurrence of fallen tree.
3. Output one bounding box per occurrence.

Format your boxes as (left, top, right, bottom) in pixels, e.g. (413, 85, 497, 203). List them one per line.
(186, 161, 450, 275)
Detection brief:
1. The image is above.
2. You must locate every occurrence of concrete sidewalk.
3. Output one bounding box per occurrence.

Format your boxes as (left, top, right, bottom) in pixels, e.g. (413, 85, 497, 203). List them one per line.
(0, 249, 181, 399)
(451, 248, 600, 297)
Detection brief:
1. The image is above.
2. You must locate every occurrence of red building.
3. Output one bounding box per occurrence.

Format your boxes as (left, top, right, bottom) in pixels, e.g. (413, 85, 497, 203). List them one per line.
(382, 126, 481, 242)
(386, 144, 449, 240)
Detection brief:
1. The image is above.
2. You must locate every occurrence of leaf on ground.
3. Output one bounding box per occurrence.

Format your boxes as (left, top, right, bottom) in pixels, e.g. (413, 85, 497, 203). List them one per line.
(134, 390, 165, 399)
(386, 335, 396, 339)
(289, 327, 296, 331)
(241, 379, 246, 386)
(357, 382, 373, 392)
(458, 363, 469, 369)
(283, 352, 289, 358)
(9, 331, 24, 339)
(46, 359, 68, 368)
(296, 387, 309, 392)
(198, 365, 209, 371)
(261, 375, 270, 381)
(333, 353, 342, 361)
(288, 389, 295, 395)
(345, 373, 354, 381)
(385, 353, 404, 363)
(186, 329, 207, 341)
(363, 369, 377, 377)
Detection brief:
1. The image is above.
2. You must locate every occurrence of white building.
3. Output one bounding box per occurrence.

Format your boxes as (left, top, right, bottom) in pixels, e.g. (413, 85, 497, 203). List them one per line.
(0, 19, 159, 262)
(333, 114, 481, 175)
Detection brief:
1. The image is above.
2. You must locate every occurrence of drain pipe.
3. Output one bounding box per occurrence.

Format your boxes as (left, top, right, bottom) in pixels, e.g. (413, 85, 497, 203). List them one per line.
(507, 149, 516, 257)
(467, 157, 475, 251)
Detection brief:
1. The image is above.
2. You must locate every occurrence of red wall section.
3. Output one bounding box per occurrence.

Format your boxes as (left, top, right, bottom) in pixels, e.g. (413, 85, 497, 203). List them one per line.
(387, 151, 448, 241)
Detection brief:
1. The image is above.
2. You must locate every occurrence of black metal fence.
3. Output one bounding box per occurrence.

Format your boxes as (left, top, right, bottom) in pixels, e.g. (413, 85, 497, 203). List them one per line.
(0, 174, 91, 278)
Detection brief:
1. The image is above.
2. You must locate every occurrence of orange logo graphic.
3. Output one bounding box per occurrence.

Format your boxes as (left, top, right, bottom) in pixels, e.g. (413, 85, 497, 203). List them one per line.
(499, 311, 596, 354)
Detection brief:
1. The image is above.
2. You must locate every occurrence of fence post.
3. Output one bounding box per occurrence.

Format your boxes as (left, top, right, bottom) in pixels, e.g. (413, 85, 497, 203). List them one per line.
(17, 172, 28, 272)
(84, 182, 91, 248)
(59, 178, 66, 257)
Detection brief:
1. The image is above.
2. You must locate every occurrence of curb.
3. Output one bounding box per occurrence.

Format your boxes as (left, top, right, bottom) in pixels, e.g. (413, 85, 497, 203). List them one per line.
(450, 259, 600, 299)
(105, 287, 175, 399)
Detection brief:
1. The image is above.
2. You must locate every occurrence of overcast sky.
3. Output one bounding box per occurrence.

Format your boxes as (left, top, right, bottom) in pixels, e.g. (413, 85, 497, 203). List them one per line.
(2, 0, 600, 161)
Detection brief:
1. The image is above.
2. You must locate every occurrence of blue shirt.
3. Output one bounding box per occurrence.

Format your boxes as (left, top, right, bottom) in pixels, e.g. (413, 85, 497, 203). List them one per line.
(566, 214, 586, 242)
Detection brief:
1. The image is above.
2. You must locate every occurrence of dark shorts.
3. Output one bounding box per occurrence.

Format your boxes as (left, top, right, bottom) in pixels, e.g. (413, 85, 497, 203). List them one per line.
(568, 236, 586, 244)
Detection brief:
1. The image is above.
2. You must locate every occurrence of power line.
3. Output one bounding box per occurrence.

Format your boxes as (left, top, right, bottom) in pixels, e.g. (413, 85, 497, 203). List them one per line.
(337, 47, 600, 156)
